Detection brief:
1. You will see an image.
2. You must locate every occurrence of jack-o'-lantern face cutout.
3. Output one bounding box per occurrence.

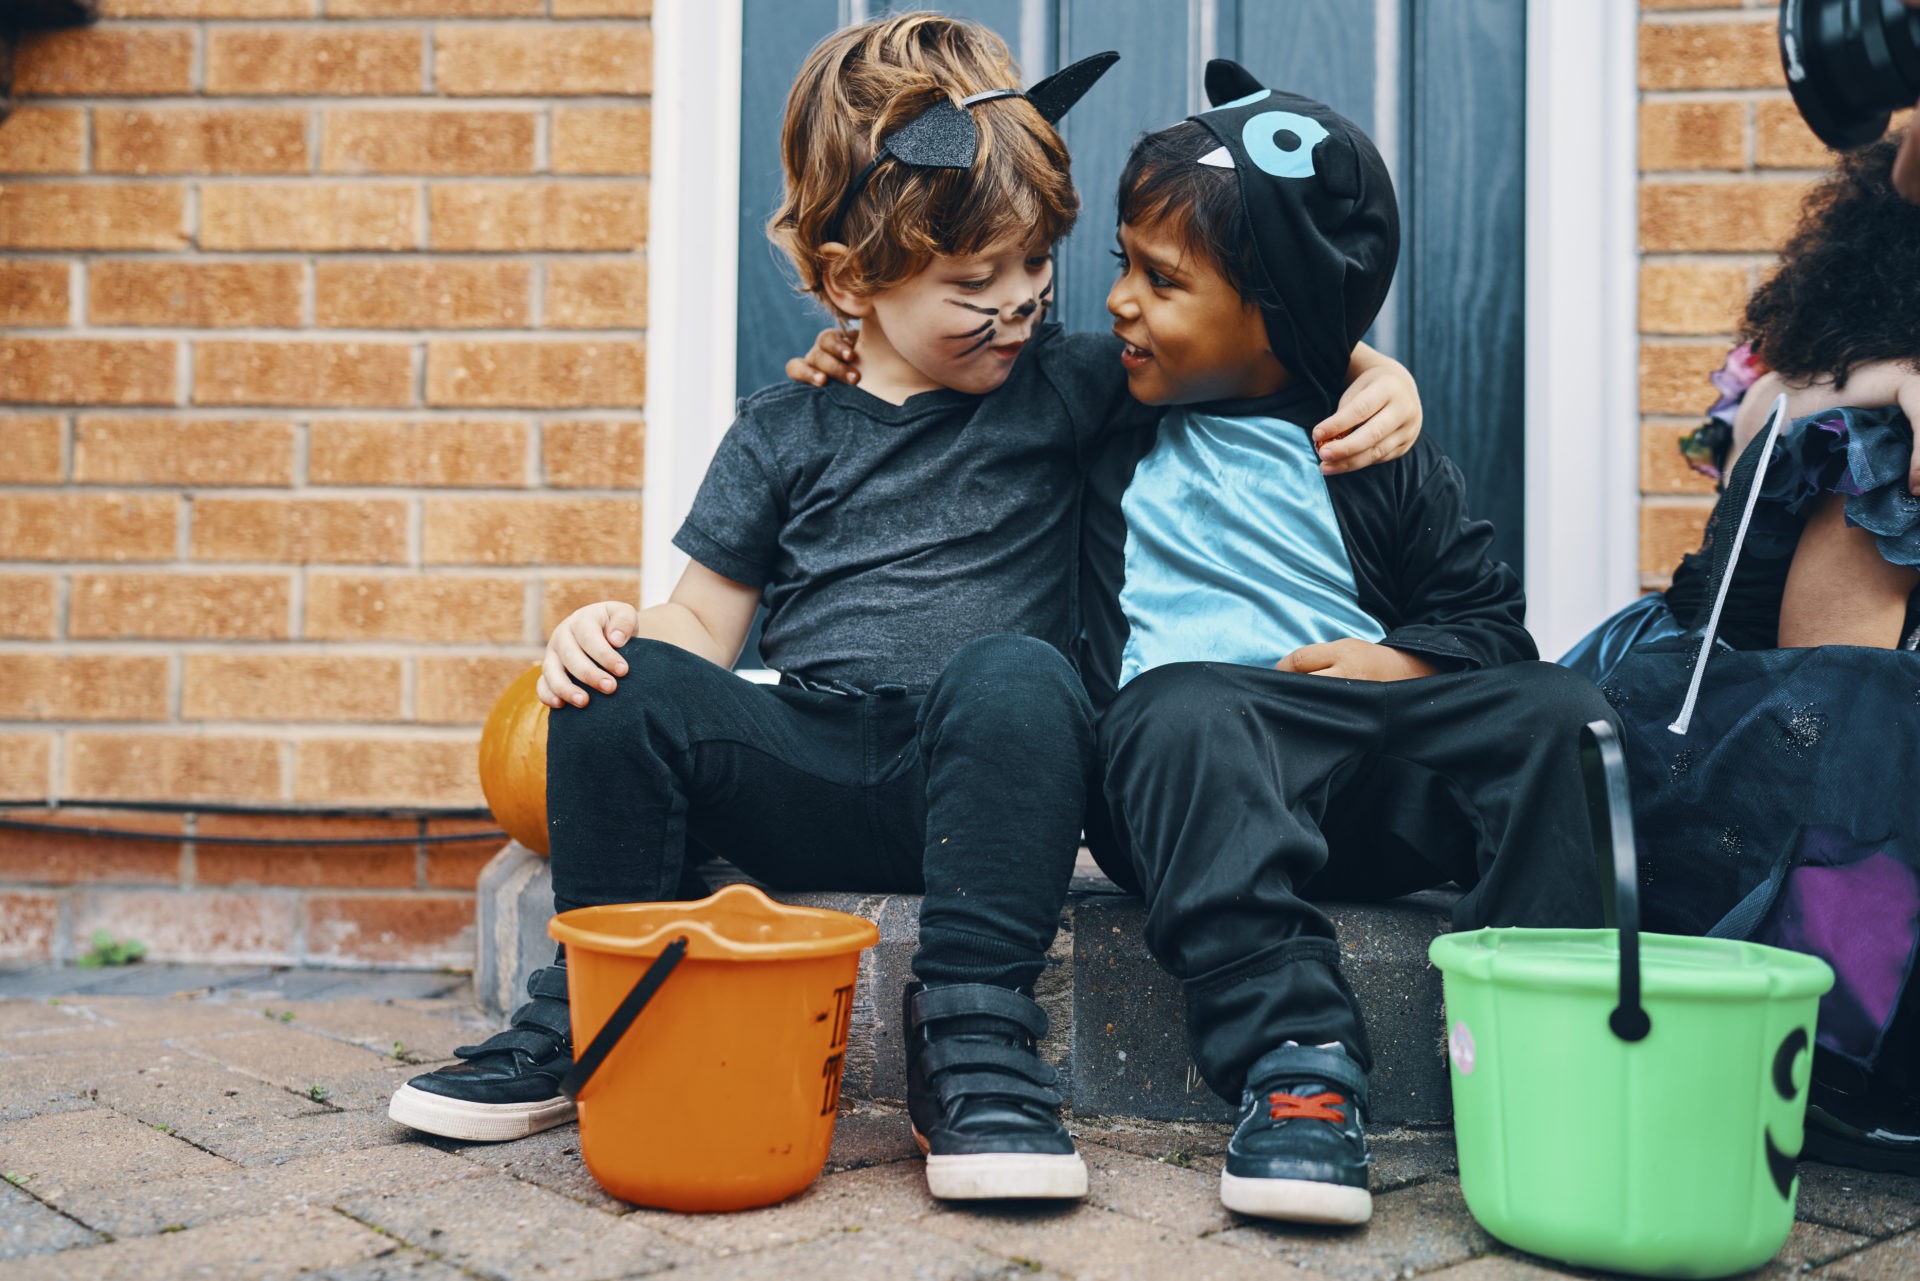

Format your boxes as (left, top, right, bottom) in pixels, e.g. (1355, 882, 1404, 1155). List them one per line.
(1764, 1028, 1812, 1199)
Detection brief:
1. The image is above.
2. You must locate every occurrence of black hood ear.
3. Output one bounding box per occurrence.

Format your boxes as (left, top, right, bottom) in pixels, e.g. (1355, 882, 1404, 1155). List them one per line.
(1025, 50, 1120, 123)
(1204, 58, 1266, 107)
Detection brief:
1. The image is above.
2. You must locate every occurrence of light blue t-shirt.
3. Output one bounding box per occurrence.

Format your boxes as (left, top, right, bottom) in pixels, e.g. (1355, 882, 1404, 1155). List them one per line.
(1117, 406, 1385, 686)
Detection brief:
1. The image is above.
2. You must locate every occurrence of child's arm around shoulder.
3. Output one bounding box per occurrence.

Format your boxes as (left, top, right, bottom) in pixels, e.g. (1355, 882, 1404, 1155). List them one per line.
(538, 564, 761, 709)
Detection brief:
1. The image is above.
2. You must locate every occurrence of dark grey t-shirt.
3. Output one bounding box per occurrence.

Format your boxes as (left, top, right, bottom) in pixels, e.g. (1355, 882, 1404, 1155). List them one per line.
(673, 324, 1134, 690)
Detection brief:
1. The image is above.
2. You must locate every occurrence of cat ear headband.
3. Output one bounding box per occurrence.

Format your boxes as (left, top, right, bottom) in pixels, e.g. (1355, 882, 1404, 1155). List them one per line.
(821, 50, 1120, 245)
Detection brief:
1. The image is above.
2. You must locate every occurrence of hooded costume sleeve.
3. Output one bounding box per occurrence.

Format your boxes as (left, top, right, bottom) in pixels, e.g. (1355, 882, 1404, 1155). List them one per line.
(1347, 441, 1534, 670)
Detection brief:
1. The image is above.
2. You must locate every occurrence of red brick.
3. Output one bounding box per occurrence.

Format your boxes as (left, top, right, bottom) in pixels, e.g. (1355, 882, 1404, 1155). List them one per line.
(70, 572, 291, 640)
(69, 888, 297, 963)
(74, 417, 295, 486)
(94, 108, 310, 176)
(0, 338, 177, 405)
(0, 892, 58, 962)
(541, 574, 639, 635)
(304, 573, 525, 642)
(14, 28, 196, 96)
(182, 654, 403, 723)
(553, 0, 650, 14)
(0, 655, 170, 721)
(426, 339, 644, 407)
(1639, 100, 1745, 172)
(322, 110, 536, 175)
(308, 418, 528, 486)
(541, 419, 642, 487)
(1639, 261, 1752, 335)
(88, 262, 304, 329)
(0, 108, 85, 174)
(314, 261, 531, 329)
(551, 106, 651, 174)
(294, 738, 482, 807)
(65, 735, 286, 802)
(303, 892, 474, 965)
(1641, 500, 1716, 584)
(194, 813, 419, 889)
(436, 25, 651, 96)
(101, 0, 313, 13)
(1639, 19, 1783, 90)
(0, 262, 69, 327)
(0, 494, 176, 562)
(0, 809, 184, 884)
(327, 0, 536, 12)
(423, 828, 501, 889)
(194, 341, 414, 408)
(423, 496, 640, 564)
(0, 415, 64, 483)
(1642, 419, 1721, 496)
(429, 182, 647, 251)
(205, 29, 424, 96)
(1639, 179, 1813, 253)
(416, 655, 533, 723)
(191, 497, 408, 564)
(0, 734, 54, 797)
(1641, 340, 1734, 415)
(544, 260, 647, 328)
(201, 184, 418, 252)
(0, 575, 58, 638)
(0, 184, 187, 251)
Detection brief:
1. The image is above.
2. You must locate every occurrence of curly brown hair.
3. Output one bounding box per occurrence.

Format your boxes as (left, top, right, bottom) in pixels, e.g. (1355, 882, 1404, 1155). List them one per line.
(1741, 132, 1920, 390)
(767, 14, 1079, 314)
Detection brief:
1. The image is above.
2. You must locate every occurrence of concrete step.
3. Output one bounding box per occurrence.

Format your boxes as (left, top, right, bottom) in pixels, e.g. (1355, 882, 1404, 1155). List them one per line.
(476, 842, 1456, 1126)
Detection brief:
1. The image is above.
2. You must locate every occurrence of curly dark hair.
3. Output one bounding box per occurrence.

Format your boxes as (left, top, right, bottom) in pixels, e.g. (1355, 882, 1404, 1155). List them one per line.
(1741, 132, 1920, 390)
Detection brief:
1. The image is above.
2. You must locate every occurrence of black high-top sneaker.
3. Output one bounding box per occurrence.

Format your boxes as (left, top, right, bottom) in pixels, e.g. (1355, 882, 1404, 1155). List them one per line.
(389, 965, 576, 1141)
(904, 982, 1087, 1200)
(1220, 1043, 1372, 1225)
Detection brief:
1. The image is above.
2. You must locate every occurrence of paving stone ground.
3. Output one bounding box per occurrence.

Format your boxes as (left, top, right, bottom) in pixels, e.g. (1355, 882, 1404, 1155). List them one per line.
(3, 965, 1918, 1281)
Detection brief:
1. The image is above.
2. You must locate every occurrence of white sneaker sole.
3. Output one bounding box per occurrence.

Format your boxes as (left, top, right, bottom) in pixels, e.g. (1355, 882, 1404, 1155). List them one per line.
(914, 1127, 1088, 1200)
(387, 1083, 576, 1143)
(1220, 1171, 1372, 1225)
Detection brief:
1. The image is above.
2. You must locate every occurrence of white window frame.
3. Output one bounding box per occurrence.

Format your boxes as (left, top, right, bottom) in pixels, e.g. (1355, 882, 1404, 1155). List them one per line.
(647, 0, 1645, 657)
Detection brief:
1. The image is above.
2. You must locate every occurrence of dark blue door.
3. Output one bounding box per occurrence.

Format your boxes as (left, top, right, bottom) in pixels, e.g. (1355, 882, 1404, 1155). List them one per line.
(736, 0, 1527, 571)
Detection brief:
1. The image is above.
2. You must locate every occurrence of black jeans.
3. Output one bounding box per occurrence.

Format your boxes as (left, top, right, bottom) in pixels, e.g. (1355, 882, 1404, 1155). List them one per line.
(1095, 659, 1614, 1100)
(545, 633, 1097, 991)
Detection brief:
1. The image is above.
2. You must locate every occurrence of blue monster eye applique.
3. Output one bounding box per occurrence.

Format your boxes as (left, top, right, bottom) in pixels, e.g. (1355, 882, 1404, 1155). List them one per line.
(1241, 110, 1330, 179)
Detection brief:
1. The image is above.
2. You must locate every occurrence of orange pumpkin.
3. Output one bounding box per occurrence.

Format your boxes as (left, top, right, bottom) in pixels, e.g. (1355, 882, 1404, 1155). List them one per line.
(478, 665, 551, 855)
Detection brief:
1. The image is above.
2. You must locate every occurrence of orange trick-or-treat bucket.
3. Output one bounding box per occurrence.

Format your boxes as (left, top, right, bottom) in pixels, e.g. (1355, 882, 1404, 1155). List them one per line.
(548, 884, 881, 1212)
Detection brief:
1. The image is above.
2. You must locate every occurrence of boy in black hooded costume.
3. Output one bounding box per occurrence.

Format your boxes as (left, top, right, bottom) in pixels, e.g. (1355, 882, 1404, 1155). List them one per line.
(1079, 65, 1614, 1225)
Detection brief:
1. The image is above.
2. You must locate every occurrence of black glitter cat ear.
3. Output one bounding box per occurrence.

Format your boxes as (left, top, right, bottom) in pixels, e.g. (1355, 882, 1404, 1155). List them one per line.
(821, 50, 1120, 245)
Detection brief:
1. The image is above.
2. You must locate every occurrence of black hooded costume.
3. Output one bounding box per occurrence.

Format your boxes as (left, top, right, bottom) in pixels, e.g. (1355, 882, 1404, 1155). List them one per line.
(1079, 65, 1616, 1100)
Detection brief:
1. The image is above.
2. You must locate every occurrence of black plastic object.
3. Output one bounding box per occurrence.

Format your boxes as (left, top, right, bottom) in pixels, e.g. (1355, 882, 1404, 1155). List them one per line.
(558, 936, 689, 1100)
(1780, 0, 1920, 150)
(1581, 720, 1652, 1044)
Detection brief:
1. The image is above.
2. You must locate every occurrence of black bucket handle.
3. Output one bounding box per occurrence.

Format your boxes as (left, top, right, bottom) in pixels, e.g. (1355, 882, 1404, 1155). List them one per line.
(1581, 720, 1651, 1043)
(558, 936, 690, 1100)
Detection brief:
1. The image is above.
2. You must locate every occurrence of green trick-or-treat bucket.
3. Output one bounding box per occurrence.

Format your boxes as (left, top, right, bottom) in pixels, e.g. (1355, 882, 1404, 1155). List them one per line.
(1430, 723, 1834, 1279)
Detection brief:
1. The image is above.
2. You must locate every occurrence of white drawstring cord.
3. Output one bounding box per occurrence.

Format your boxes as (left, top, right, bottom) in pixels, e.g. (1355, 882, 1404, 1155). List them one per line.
(1669, 392, 1791, 736)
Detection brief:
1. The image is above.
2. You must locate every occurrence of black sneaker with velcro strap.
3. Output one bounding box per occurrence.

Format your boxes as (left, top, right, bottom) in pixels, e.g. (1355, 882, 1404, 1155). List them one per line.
(904, 981, 1087, 1200)
(388, 964, 578, 1142)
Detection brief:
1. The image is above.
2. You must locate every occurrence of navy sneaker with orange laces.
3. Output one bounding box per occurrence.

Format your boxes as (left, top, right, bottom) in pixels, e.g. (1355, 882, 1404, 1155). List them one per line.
(1220, 1043, 1372, 1225)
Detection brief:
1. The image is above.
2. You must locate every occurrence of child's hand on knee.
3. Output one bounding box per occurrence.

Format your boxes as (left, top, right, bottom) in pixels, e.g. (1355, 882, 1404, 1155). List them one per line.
(1313, 343, 1422, 475)
(539, 601, 640, 708)
(786, 327, 862, 388)
(1277, 639, 1438, 682)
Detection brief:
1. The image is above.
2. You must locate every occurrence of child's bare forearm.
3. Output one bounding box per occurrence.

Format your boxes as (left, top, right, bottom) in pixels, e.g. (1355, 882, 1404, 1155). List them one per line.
(627, 601, 742, 669)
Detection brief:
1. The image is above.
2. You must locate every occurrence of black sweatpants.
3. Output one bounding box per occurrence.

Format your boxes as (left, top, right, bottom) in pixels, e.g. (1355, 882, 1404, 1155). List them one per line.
(544, 633, 1097, 991)
(1094, 659, 1614, 1100)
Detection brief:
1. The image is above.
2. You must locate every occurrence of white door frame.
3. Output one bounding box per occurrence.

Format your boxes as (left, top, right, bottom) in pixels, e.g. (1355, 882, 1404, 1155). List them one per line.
(647, 1, 1645, 656)
(1522, 0, 1641, 659)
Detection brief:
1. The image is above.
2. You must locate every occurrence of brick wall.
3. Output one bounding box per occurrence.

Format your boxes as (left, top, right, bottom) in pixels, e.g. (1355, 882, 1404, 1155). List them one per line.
(0, 0, 651, 964)
(1636, 0, 1907, 586)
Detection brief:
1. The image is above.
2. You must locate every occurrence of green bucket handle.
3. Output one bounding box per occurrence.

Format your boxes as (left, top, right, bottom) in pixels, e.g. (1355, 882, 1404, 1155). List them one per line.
(1581, 720, 1651, 1044)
